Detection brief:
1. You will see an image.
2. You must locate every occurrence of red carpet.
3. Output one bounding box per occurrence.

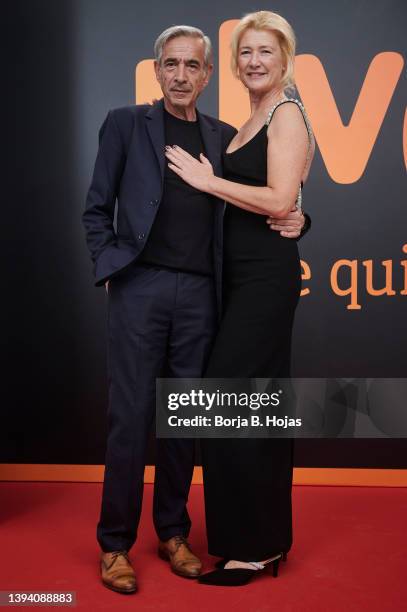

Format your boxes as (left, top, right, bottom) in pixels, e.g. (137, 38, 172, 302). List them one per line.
(1, 482, 406, 611)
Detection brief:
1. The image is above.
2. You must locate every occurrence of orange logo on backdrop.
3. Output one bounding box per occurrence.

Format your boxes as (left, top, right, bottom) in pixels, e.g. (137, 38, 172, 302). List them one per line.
(134, 20, 405, 183)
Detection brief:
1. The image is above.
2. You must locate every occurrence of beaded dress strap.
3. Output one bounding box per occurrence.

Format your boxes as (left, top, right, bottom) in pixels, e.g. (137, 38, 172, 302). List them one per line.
(265, 97, 314, 211)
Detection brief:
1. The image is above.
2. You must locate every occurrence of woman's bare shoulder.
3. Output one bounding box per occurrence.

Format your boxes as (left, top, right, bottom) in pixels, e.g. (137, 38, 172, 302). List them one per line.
(267, 100, 311, 138)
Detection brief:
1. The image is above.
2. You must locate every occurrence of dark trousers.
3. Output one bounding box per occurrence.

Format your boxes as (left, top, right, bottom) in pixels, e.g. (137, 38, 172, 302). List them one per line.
(97, 263, 217, 552)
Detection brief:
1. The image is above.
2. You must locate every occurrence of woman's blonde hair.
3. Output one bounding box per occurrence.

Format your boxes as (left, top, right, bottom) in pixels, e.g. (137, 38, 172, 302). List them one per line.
(230, 11, 296, 91)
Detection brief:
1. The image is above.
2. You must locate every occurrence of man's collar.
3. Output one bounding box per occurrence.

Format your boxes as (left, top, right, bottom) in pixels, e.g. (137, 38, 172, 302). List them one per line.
(145, 97, 165, 120)
(145, 98, 211, 126)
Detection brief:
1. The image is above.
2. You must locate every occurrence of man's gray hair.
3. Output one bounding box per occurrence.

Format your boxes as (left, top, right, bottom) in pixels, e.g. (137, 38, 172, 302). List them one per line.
(154, 25, 212, 68)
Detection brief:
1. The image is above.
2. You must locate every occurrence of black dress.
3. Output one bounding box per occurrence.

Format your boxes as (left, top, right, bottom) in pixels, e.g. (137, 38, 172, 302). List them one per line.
(201, 100, 308, 561)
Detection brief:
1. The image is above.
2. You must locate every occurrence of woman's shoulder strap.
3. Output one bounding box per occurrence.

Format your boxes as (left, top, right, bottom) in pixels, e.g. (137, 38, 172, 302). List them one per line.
(266, 97, 313, 144)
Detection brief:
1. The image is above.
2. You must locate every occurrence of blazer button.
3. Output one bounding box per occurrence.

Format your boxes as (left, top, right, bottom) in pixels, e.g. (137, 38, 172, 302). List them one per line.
(138, 233, 145, 240)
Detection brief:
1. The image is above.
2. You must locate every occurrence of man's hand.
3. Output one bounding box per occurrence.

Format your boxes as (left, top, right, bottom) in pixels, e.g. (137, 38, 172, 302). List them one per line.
(266, 207, 305, 238)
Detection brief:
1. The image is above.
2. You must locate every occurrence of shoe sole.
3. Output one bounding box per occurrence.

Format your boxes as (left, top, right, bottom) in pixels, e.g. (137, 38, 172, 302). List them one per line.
(157, 548, 201, 579)
(102, 580, 138, 594)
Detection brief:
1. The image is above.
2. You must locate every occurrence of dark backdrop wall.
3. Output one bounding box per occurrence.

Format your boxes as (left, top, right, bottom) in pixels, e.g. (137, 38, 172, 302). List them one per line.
(4, 0, 406, 468)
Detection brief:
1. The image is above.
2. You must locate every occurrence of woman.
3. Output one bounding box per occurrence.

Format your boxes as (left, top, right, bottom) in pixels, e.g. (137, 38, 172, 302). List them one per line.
(165, 11, 314, 586)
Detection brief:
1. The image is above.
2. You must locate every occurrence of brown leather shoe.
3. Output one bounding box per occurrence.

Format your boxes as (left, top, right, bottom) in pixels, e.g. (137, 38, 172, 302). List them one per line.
(158, 535, 202, 578)
(100, 551, 138, 594)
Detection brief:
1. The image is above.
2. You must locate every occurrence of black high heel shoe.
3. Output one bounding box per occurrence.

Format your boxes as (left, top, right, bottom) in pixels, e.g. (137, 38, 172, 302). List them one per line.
(198, 553, 287, 586)
(214, 551, 287, 569)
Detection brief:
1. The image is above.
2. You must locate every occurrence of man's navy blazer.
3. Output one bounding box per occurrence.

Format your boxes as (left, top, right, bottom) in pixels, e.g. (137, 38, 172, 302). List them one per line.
(82, 98, 237, 313)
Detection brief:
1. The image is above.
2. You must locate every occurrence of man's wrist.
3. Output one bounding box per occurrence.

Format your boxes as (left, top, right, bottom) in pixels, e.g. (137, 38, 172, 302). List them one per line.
(302, 212, 311, 233)
(295, 211, 311, 241)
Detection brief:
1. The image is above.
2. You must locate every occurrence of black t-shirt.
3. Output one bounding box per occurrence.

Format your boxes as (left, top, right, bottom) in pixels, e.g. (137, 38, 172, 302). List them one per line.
(139, 109, 214, 275)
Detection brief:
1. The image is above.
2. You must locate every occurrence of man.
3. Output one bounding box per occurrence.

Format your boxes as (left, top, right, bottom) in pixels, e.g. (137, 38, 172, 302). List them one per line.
(83, 25, 307, 594)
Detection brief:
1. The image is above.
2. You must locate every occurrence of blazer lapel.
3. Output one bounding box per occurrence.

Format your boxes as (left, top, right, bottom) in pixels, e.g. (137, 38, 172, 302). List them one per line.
(197, 110, 222, 177)
(145, 101, 223, 182)
(145, 99, 166, 181)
